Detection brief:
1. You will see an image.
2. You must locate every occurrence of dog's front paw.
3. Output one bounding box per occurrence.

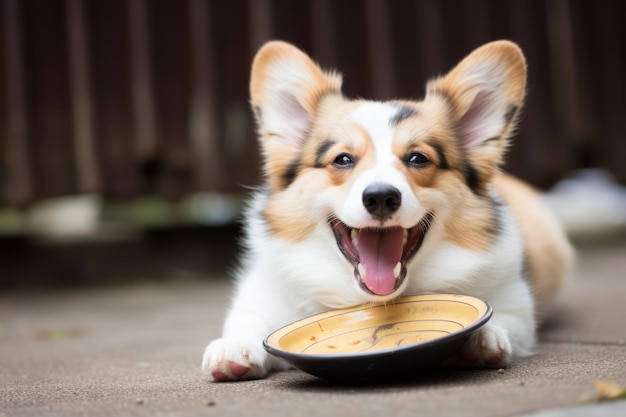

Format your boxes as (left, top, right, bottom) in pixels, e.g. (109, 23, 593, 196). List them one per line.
(458, 323, 512, 367)
(202, 338, 269, 382)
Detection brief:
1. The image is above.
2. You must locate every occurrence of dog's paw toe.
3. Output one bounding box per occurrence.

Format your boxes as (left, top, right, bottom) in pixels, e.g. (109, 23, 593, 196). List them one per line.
(202, 338, 268, 382)
(209, 360, 252, 381)
(458, 324, 512, 368)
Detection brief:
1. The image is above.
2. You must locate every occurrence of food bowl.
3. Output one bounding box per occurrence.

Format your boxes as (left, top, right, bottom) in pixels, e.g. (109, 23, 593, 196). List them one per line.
(264, 294, 492, 381)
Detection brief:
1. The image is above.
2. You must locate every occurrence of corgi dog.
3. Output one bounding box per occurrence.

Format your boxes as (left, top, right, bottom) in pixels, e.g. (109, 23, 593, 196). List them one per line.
(202, 40, 574, 381)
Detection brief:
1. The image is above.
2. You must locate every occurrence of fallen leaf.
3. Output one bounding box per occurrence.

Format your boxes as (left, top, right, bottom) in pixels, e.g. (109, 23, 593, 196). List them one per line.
(595, 381, 626, 400)
(36, 328, 83, 340)
(582, 380, 626, 402)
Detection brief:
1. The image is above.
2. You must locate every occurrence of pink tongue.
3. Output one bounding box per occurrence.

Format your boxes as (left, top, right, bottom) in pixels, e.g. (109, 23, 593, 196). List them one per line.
(357, 228, 404, 295)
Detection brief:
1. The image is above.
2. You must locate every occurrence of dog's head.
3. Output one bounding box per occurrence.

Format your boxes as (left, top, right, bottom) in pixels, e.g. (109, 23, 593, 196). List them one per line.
(250, 41, 526, 299)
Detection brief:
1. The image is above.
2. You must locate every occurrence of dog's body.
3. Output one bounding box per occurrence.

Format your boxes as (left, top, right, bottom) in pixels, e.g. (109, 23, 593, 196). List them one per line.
(202, 40, 574, 381)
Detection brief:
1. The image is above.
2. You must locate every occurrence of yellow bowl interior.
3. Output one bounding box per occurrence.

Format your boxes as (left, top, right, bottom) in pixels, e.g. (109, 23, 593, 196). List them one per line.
(266, 294, 489, 355)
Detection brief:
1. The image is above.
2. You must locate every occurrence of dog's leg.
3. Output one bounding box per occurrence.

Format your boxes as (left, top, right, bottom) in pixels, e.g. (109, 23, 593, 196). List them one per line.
(201, 314, 288, 381)
(201, 272, 291, 381)
(455, 279, 536, 367)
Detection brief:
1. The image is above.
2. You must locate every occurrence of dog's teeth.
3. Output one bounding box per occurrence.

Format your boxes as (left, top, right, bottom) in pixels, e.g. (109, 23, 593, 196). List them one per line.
(394, 262, 401, 278)
(351, 229, 359, 248)
(357, 263, 366, 277)
(402, 229, 408, 247)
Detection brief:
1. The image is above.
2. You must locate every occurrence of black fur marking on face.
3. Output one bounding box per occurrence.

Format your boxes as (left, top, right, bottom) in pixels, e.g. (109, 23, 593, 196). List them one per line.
(486, 192, 504, 236)
(314, 140, 336, 168)
(426, 140, 449, 170)
(389, 106, 418, 126)
(483, 137, 499, 144)
(282, 158, 301, 188)
(462, 159, 481, 195)
(521, 253, 531, 283)
(504, 104, 519, 125)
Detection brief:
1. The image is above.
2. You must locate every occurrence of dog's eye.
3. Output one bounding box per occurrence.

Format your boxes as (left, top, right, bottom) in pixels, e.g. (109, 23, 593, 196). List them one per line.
(332, 153, 356, 169)
(405, 152, 430, 168)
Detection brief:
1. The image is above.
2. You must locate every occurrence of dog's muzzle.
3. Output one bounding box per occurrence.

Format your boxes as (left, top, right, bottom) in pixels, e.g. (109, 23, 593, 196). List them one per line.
(330, 211, 433, 296)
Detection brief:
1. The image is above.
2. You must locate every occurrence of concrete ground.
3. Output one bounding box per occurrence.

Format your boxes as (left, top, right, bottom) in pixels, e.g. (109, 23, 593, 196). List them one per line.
(1, 241, 625, 417)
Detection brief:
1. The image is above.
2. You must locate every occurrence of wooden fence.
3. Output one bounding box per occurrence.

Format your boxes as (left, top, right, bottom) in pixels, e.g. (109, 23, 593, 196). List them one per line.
(1, 0, 625, 207)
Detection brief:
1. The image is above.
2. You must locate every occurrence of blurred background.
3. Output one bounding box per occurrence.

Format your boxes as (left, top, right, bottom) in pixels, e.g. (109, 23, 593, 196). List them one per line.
(1, 0, 625, 289)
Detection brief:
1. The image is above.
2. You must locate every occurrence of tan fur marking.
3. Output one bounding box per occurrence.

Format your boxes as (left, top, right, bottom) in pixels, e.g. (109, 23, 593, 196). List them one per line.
(427, 169, 496, 251)
(389, 101, 498, 251)
(305, 100, 375, 187)
(424, 41, 527, 190)
(427, 41, 526, 123)
(443, 199, 497, 251)
(263, 192, 318, 242)
(250, 42, 344, 192)
(392, 150, 437, 189)
(262, 99, 378, 243)
(250, 41, 342, 118)
(493, 175, 575, 317)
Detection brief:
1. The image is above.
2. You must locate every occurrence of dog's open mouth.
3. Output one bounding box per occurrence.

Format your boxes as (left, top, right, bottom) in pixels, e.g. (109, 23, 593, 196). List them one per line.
(330, 213, 434, 296)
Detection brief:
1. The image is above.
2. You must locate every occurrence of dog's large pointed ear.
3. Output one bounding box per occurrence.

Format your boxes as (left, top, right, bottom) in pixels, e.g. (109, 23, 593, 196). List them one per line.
(250, 41, 342, 187)
(426, 41, 526, 183)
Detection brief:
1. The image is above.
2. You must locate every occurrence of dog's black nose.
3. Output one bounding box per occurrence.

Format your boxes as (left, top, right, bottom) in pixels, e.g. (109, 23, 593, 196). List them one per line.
(362, 183, 402, 219)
